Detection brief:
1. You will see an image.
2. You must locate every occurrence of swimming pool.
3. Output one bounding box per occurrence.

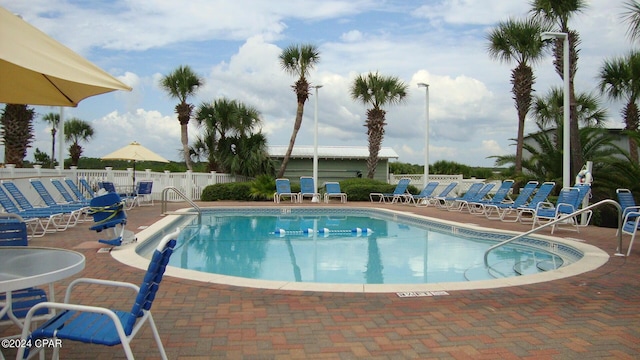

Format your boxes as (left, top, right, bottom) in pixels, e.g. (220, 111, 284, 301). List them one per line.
(120, 207, 609, 292)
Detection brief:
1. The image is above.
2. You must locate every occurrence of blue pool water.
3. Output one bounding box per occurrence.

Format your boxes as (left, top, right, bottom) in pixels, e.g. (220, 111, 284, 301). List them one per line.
(137, 208, 583, 285)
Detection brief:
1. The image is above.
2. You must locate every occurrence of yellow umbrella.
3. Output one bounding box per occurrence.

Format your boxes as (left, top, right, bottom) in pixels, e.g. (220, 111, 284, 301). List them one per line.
(0, 6, 131, 106)
(102, 142, 169, 185)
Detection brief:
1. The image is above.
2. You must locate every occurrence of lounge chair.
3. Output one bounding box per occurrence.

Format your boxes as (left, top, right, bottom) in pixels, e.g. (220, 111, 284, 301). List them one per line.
(88, 192, 129, 246)
(468, 179, 515, 215)
(434, 182, 484, 210)
(407, 181, 439, 205)
(531, 187, 582, 233)
(299, 176, 320, 202)
(510, 182, 556, 223)
(416, 182, 458, 207)
(617, 188, 640, 222)
(29, 179, 87, 211)
(369, 178, 411, 203)
(621, 209, 640, 256)
(0, 183, 66, 235)
(483, 181, 538, 220)
(274, 178, 299, 203)
(51, 178, 90, 206)
(79, 178, 97, 198)
(17, 228, 181, 360)
(65, 178, 94, 202)
(0, 215, 52, 326)
(324, 182, 347, 203)
(455, 182, 496, 212)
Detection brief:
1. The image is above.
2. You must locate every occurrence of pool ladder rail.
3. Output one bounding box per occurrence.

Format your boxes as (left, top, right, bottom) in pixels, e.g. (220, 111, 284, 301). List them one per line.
(483, 199, 624, 268)
(160, 186, 202, 223)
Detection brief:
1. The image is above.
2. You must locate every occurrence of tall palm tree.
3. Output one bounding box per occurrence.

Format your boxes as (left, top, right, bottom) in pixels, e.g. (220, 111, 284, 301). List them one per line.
(531, 0, 588, 179)
(350, 72, 408, 179)
(623, 0, 640, 42)
(277, 43, 320, 178)
(64, 117, 94, 167)
(0, 104, 34, 167)
(41, 112, 60, 168)
(160, 65, 204, 171)
(598, 51, 640, 164)
(487, 17, 549, 176)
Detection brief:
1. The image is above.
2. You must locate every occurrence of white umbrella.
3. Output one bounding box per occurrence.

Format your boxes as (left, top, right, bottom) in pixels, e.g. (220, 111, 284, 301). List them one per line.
(102, 142, 169, 185)
(0, 6, 131, 106)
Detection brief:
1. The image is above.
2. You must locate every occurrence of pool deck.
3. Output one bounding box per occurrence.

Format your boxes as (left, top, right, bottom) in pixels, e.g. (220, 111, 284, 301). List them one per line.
(2, 200, 639, 359)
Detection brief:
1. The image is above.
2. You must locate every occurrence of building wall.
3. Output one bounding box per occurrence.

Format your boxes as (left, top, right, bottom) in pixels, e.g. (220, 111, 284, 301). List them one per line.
(275, 158, 390, 184)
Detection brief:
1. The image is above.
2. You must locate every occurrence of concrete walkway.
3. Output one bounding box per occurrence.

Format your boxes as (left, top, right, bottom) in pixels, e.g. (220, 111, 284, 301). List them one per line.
(2, 200, 639, 359)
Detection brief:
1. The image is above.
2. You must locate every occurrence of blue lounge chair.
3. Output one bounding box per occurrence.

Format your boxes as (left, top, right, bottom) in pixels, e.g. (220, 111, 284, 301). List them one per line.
(28, 179, 87, 212)
(17, 228, 181, 360)
(79, 178, 97, 198)
(617, 188, 640, 221)
(468, 180, 515, 214)
(324, 182, 347, 203)
(369, 178, 411, 203)
(0, 184, 64, 236)
(299, 176, 319, 202)
(274, 178, 299, 203)
(455, 182, 496, 212)
(417, 182, 458, 207)
(531, 187, 582, 232)
(88, 192, 128, 246)
(484, 181, 538, 220)
(65, 178, 94, 202)
(511, 182, 556, 223)
(51, 178, 90, 206)
(407, 181, 439, 205)
(0, 215, 52, 326)
(621, 209, 640, 256)
(435, 182, 484, 210)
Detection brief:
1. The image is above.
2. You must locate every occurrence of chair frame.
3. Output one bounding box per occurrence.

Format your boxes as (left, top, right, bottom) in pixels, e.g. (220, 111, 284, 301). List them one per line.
(369, 178, 411, 204)
(17, 228, 180, 360)
(274, 178, 299, 203)
(323, 182, 347, 203)
(299, 176, 320, 202)
(416, 182, 458, 207)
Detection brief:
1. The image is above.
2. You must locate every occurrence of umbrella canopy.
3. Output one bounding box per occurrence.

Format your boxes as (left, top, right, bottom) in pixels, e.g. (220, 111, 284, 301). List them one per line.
(102, 142, 169, 163)
(102, 142, 169, 185)
(0, 6, 131, 107)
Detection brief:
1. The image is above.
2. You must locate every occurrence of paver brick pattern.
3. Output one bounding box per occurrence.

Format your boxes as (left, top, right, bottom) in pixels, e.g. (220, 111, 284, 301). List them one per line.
(1, 201, 639, 359)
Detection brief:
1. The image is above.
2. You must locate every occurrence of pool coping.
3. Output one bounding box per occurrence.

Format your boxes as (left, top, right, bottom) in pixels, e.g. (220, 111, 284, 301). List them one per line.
(111, 206, 610, 293)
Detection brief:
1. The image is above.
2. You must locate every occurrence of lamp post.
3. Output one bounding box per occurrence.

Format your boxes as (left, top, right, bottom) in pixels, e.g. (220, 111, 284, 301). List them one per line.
(312, 85, 323, 202)
(541, 31, 570, 188)
(417, 83, 429, 187)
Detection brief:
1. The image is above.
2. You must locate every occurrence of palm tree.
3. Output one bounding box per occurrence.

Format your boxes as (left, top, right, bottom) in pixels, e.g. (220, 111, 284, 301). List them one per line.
(0, 104, 35, 167)
(194, 98, 266, 174)
(533, 87, 607, 132)
(350, 72, 408, 179)
(276, 43, 320, 178)
(64, 117, 94, 167)
(623, 0, 640, 42)
(486, 17, 549, 176)
(598, 51, 640, 163)
(41, 112, 60, 168)
(531, 0, 588, 180)
(160, 65, 204, 171)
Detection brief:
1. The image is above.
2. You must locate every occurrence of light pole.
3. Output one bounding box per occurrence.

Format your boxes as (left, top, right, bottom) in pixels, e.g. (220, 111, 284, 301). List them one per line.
(418, 82, 429, 187)
(541, 31, 570, 188)
(312, 85, 323, 202)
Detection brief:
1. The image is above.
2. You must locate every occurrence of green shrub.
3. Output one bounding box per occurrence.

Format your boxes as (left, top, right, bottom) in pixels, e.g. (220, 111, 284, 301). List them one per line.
(201, 182, 253, 201)
(339, 178, 401, 201)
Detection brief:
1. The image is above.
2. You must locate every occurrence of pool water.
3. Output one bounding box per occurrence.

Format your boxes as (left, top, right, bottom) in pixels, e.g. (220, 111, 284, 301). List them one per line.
(139, 208, 580, 285)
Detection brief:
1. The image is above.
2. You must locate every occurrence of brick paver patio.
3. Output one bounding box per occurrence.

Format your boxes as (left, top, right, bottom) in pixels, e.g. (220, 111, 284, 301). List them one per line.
(2, 200, 639, 359)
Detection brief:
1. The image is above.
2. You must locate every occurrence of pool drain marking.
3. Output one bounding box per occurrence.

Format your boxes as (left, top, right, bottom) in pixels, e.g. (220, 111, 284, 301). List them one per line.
(396, 291, 449, 298)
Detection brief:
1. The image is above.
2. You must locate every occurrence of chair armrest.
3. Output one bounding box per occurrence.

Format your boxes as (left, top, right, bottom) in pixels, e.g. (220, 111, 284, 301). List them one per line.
(64, 277, 139, 303)
(623, 211, 640, 223)
(534, 201, 554, 212)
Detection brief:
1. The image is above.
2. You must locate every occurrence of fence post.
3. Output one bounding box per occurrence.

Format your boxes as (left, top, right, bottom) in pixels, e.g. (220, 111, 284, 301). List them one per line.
(70, 166, 78, 181)
(105, 167, 114, 183)
(185, 170, 193, 200)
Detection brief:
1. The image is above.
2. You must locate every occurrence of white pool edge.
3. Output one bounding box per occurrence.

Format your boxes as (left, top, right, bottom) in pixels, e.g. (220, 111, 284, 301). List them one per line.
(111, 206, 610, 293)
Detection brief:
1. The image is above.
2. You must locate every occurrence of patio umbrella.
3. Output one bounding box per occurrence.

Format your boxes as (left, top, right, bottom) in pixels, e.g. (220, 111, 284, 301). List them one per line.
(101, 142, 169, 185)
(0, 6, 131, 106)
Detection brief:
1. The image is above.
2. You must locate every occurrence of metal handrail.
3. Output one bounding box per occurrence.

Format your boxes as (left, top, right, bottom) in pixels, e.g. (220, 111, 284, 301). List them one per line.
(160, 186, 202, 223)
(484, 199, 624, 266)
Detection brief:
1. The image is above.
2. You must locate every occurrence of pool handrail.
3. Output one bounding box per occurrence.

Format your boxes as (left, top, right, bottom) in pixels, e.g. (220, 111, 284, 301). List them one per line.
(483, 199, 624, 266)
(160, 186, 201, 223)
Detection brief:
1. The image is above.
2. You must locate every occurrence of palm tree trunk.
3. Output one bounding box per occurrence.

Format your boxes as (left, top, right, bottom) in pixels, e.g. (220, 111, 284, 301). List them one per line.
(277, 101, 305, 178)
(50, 130, 56, 169)
(181, 124, 192, 171)
(366, 108, 386, 179)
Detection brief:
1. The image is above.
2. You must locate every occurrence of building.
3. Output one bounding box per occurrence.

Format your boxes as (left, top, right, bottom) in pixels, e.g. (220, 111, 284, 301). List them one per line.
(269, 145, 399, 184)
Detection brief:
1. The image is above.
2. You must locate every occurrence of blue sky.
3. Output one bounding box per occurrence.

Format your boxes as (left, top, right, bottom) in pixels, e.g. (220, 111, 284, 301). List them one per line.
(0, 0, 633, 167)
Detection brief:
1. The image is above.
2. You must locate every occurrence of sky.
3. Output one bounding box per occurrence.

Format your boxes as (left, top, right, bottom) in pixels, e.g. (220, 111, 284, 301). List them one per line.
(0, 0, 635, 168)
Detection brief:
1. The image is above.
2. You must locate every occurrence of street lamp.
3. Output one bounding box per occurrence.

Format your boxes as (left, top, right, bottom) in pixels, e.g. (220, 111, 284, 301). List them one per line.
(312, 85, 323, 202)
(417, 82, 429, 187)
(541, 31, 570, 188)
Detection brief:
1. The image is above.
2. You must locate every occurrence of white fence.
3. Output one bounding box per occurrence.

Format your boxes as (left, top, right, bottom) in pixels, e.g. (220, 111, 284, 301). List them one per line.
(0, 165, 247, 203)
(389, 173, 503, 197)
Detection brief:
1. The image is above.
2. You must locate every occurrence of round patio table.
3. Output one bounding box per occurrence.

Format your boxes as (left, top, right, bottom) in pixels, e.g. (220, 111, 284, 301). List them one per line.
(0, 247, 85, 328)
